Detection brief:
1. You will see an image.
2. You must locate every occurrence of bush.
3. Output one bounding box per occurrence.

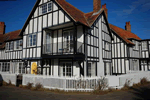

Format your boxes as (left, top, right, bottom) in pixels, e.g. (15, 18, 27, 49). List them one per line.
(140, 77, 149, 85)
(2, 81, 8, 86)
(35, 83, 43, 90)
(19, 84, 23, 88)
(26, 83, 33, 89)
(132, 83, 141, 88)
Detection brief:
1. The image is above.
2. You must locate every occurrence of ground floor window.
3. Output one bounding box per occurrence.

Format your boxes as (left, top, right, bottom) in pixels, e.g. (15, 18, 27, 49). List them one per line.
(1, 62, 10, 72)
(19, 62, 25, 74)
(87, 63, 91, 77)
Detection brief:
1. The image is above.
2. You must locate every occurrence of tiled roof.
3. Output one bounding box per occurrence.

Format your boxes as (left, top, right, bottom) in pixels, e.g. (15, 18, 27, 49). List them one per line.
(0, 29, 22, 49)
(109, 24, 141, 45)
(56, 0, 103, 27)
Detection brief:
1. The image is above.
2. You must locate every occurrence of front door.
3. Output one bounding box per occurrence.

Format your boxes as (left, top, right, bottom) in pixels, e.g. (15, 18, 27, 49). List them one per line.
(60, 62, 72, 77)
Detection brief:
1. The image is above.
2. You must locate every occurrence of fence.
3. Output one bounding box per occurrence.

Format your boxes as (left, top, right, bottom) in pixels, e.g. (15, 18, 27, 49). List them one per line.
(22, 71, 150, 91)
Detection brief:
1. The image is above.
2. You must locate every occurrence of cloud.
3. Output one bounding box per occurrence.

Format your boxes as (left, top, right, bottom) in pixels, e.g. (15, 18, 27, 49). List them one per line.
(111, 0, 150, 16)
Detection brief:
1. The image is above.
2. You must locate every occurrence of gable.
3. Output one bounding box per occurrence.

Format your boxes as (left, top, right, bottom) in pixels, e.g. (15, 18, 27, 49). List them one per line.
(21, 0, 73, 35)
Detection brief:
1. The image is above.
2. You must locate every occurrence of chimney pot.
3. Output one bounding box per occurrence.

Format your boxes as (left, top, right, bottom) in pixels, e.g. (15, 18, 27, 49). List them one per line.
(93, 0, 101, 13)
(125, 21, 131, 32)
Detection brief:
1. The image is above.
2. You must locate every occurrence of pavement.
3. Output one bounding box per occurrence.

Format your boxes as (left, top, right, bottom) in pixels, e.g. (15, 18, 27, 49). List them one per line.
(0, 84, 150, 100)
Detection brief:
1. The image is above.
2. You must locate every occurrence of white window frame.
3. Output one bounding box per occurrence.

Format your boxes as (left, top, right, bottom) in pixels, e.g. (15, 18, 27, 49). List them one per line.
(6, 42, 13, 51)
(142, 41, 147, 50)
(105, 42, 110, 51)
(62, 62, 72, 77)
(39, 2, 52, 15)
(28, 34, 37, 47)
(87, 63, 92, 77)
(19, 62, 25, 74)
(133, 41, 139, 50)
(2, 62, 10, 72)
(14, 40, 22, 50)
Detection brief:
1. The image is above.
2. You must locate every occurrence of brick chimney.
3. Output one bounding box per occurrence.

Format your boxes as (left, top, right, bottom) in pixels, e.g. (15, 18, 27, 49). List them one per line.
(102, 4, 108, 18)
(93, 0, 101, 13)
(0, 22, 5, 34)
(125, 21, 131, 32)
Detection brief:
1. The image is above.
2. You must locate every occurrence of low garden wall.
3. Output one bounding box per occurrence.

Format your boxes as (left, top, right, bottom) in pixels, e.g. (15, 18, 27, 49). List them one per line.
(0, 72, 17, 85)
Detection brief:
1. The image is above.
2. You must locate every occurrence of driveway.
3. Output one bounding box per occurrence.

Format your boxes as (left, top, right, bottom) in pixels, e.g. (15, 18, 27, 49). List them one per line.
(0, 85, 150, 100)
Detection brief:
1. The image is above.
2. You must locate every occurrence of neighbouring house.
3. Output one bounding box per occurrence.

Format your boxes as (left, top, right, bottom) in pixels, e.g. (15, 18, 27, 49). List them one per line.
(0, 0, 149, 79)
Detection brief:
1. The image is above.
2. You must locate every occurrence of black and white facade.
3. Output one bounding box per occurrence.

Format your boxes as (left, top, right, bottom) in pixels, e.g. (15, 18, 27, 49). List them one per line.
(0, 0, 149, 77)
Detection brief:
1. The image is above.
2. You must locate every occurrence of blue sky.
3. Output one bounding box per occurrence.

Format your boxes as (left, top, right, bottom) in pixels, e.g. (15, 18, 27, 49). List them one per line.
(0, 0, 150, 39)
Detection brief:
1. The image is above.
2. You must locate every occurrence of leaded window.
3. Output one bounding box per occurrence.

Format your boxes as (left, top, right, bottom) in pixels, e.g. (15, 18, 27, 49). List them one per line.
(40, 2, 52, 15)
(87, 63, 91, 76)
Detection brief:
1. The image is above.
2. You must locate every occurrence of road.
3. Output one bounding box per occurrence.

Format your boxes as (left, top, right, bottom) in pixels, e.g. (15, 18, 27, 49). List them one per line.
(0, 85, 150, 100)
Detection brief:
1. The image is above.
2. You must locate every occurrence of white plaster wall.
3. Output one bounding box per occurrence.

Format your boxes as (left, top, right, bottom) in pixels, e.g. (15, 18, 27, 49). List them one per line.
(97, 15, 104, 76)
(53, 59, 58, 77)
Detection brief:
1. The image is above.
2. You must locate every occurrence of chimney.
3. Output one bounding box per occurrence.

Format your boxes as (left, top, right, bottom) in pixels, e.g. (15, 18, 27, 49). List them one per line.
(125, 21, 131, 32)
(0, 22, 5, 34)
(102, 4, 108, 18)
(93, 0, 101, 13)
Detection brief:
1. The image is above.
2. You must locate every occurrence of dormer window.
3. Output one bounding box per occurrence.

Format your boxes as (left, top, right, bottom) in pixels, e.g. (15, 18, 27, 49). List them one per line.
(39, 2, 52, 15)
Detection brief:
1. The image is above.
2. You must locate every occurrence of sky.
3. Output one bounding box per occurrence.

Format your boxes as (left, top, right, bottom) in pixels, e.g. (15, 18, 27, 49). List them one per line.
(0, 0, 150, 39)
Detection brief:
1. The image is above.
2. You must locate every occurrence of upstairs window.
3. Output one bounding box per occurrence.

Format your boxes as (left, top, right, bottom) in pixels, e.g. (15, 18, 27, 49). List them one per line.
(142, 41, 147, 50)
(6, 42, 13, 51)
(105, 42, 110, 51)
(14, 40, 22, 50)
(28, 34, 37, 47)
(40, 2, 52, 15)
(134, 41, 139, 50)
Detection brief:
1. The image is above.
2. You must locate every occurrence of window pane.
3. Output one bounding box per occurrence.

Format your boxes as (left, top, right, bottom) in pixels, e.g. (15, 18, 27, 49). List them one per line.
(33, 35, 36, 46)
(42, 4, 47, 14)
(48, 2, 52, 12)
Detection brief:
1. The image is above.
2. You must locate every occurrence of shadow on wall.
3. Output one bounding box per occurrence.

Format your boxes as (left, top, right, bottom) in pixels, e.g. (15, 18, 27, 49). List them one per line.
(0, 74, 3, 86)
(130, 85, 150, 100)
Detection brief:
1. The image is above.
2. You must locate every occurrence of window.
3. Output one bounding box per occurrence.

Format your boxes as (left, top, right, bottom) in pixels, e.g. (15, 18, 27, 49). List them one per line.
(6, 42, 13, 51)
(134, 41, 138, 50)
(40, 2, 52, 15)
(87, 63, 91, 76)
(14, 40, 22, 50)
(105, 42, 110, 51)
(62, 62, 72, 77)
(28, 34, 36, 47)
(1, 62, 10, 72)
(142, 41, 147, 50)
(19, 62, 25, 74)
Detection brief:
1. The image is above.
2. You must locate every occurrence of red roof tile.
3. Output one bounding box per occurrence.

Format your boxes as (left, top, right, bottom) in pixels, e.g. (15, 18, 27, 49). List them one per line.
(109, 24, 141, 45)
(55, 0, 104, 27)
(0, 29, 22, 49)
